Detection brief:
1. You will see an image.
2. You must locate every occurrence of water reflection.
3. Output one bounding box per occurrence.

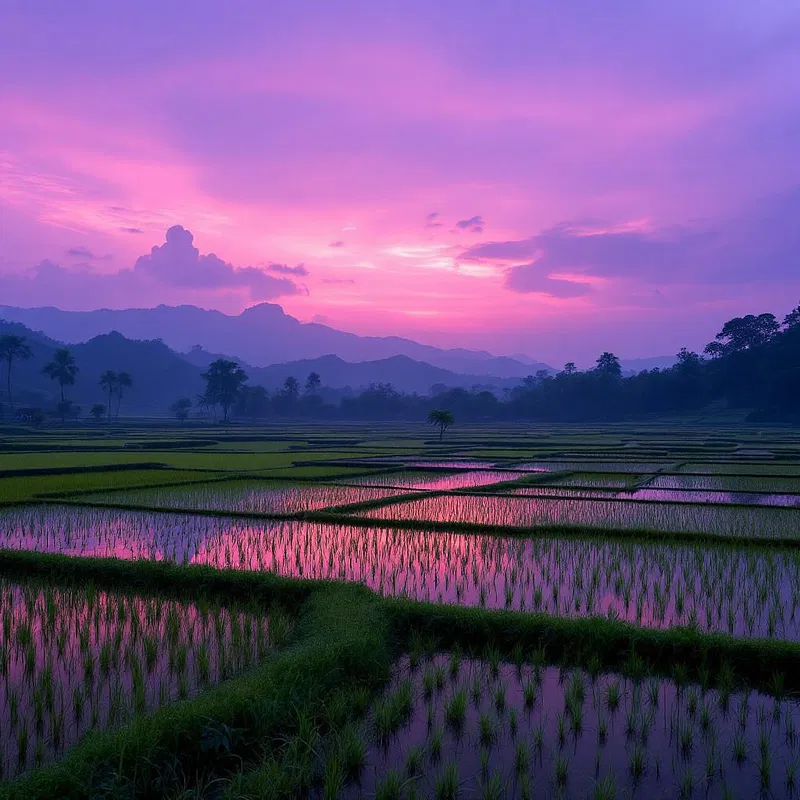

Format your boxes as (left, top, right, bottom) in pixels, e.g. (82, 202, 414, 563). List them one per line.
(1, 506, 798, 640)
(0, 577, 288, 778)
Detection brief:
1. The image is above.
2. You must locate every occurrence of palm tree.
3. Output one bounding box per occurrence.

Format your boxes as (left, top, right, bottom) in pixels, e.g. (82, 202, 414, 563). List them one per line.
(0, 334, 33, 411)
(427, 409, 455, 442)
(99, 370, 118, 423)
(115, 372, 132, 420)
(90, 403, 106, 421)
(43, 349, 79, 422)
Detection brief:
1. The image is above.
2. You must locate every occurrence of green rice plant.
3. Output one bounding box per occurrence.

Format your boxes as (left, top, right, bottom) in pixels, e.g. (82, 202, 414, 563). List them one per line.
(435, 762, 459, 800)
(445, 690, 467, 730)
(375, 770, 403, 800)
(481, 771, 504, 800)
(405, 744, 424, 777)
(430, 726, 443, 762)
(336, 724, 366, 779)
(515, 740, 529, 775)
(479, 713, 495, 746)
(594, 773, 616, 800)
(554, 752, 569, 787)
(322, 753, 345, 800)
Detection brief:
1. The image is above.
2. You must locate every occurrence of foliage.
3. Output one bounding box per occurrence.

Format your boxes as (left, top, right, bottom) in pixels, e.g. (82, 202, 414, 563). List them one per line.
(201, 359, 248, 422)
(169, 397, 192, 422)
(43, 349, 79, 422)
(0, 334, 33, 410)
(427, 409, 455, 441)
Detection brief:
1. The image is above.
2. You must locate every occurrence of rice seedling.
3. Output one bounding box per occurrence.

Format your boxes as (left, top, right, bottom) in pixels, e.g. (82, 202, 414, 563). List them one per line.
(6, 504, 800, 641)
(0, 576, 290, 778)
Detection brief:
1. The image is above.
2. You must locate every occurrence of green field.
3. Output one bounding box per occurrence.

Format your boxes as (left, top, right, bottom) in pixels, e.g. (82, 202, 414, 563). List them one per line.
(2, 420, 800, 797)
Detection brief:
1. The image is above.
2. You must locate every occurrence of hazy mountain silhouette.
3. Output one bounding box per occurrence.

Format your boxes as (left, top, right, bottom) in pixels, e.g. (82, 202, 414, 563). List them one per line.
(245, 354, 517, 394)
(0, 303, 551, 377)
(1, 320, 518, 412)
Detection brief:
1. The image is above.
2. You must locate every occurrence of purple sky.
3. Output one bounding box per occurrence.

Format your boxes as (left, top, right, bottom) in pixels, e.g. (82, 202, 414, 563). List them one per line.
(1, 1, 799, 365)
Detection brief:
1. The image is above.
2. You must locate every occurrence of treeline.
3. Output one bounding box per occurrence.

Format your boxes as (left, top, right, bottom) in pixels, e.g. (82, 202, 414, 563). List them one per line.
(0, 335, 133, 423)
(187, 305, 798, 424)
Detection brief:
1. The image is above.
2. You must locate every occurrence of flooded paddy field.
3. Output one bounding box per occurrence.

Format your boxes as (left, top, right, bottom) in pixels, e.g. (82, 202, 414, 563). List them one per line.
(336, 470, 528, 491)
(3, 423, 800, 793)
(325, 652, 800, 800)
(3, 506, 800, 640)
(355, 493, 800, 540)
(506, 485, 800, 507)
(82, 481, 408, 514)
(0, 576, 292, 778)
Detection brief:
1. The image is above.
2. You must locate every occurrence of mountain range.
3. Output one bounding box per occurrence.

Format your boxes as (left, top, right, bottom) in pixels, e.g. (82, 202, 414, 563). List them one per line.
(0, 303, 551, 378)
(0, 318, 520, 413)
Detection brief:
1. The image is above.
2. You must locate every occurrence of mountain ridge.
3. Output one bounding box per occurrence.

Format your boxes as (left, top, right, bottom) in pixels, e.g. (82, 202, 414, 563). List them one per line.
(0, 303, 552, 378)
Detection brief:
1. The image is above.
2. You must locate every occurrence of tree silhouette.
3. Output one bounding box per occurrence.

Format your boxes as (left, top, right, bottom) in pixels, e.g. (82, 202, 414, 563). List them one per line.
(561, 362, 577, 375)
(115, 371, 132, 420)
(201, 359, 248, 422)
(43, 349, 78, 422)
(170, 397, 192, 422)
(99, 370, 118, 423)
(704, 313, 780, 356)
(427, 408, 455, 441)
(90, 403, 106, 421)
(305, 372, 321, 395)
(283, 376, 300, 400)
(595, 352, 622, 378)
(0, 334, 33, 411)
(785, 303, 800, 330)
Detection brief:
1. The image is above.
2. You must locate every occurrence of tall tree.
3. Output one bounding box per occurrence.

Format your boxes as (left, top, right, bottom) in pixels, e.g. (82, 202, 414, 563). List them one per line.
(0, 334, 33, 411)
(99, 370, 118, 423)
(170, 397, 192, 422)
(305, 371, 322, 395)
(201, 359, 248, 422)
(427, 408, 455, 442)
(43, 348, 79, 422)
(595, 352, 622, 378)
(283, 376, 300, 400)
(785, 303, 800, 330)
(705, 313, 780, 356)
(90, 403, 106, 421)
(115, 371, 133, 420)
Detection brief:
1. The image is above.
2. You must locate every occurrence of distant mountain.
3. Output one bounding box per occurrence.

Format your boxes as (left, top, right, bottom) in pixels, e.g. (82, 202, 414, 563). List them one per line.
(0, 320, 522, 415)
(0, 303, 551, 378)
(620, 356, 677, 374)
(0, 320, 204, 413)
(245, 354, 517, 394)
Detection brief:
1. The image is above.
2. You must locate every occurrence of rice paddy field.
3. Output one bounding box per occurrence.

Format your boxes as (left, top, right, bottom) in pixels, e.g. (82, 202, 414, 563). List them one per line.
(2, 420, 800, 797)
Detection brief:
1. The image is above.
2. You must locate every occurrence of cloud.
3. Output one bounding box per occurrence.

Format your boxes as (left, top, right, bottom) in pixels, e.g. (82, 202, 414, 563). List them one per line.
(134, 225, 302, 298)
(66, 246, 96, 259)
(0, 225, 304, 308)
(66, 246, 112, 262)
(120, 227, 144, 234)
(464, 190, 800, 295)
(328, 240, 345, 248)
(424, 212, 443, 229)
(505, 264, 594, 297)
(456, 215, 485, 234)
(322, 278, 356, 285)
(267, 262, 309, 276)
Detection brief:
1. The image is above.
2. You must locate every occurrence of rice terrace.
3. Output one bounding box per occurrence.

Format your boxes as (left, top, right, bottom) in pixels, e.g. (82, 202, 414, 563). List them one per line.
(0, 421, 800, 798)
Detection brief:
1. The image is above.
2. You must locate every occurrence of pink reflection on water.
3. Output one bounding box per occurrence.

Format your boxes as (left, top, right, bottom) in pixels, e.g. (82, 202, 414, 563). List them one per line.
(0, 578, 281, 778)
(357, 493, 800, 538)
(342, 470, 527, 491)
(2, 506, 799, 640)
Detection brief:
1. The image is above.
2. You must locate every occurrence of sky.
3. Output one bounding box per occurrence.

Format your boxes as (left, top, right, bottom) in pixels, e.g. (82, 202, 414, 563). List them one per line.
(1, 1, 799, 366)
